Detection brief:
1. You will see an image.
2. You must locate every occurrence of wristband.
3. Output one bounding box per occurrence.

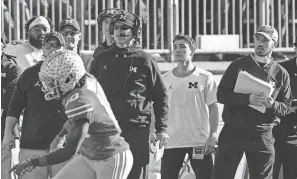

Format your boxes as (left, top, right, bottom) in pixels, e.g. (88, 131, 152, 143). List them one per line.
(30, 156, 48, 167)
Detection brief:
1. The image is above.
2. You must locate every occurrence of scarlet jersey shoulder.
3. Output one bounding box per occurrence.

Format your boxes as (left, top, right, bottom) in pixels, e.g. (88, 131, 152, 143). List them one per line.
(63, 89, 94, 121)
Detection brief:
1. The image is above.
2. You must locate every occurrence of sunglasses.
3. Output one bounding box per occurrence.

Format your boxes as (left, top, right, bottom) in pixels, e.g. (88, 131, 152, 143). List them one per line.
(43, 42, 62, 50)
(61, 31, 80, 36)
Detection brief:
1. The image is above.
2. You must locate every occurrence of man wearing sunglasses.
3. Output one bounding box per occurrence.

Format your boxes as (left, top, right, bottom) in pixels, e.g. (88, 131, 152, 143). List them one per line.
(273, 38, 297, 179)
(59, 18, 93, 72)
(3, 32, 67, 179)
(2, 16, 52, 179)
(42, 32, 66, 57)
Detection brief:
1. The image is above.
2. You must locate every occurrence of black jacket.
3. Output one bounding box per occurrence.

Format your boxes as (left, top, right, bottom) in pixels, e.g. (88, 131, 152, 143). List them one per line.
(7, 62, 65, 150)
(93, 41, 112, 59)
(217, 55, 291, 134)
(91, 45, 168, 133)
(1, 53, 23, 140)
(274, 57, 297, 142)
(1, 53, 23, 111)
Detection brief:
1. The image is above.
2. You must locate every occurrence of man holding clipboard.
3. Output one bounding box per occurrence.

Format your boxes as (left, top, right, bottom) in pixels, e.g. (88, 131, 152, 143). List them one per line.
(214, 25, 292, 179)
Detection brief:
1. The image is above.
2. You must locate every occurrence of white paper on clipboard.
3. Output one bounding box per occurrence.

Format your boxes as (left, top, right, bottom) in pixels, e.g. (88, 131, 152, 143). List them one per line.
(234, 71, 274, 113)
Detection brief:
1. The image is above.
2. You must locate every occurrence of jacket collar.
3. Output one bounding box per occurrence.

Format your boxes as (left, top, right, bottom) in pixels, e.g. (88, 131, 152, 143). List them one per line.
(111, 43, 142, 54)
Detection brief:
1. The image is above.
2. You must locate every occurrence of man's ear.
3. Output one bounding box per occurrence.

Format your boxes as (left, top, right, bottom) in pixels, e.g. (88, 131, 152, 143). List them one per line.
(26, 30, 31, 39)
(191, 49, 195, 56)
(274, 41, 278, 48)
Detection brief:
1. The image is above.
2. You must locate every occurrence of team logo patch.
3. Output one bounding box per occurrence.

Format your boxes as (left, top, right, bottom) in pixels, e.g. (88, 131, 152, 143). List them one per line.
(65, 92, 79, 106)
(65, 20, 73, 24)
(188, 82, 198, 89)
(34, 81, 41, 87)
(129, 66, 137, 73)
(119, 14, 127, 20)
(269, 81, 276, 88)
(106, 9, 114, 15)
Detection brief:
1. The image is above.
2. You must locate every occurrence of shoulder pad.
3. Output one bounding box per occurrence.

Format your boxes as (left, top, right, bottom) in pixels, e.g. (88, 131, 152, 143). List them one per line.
(1, 53, 17, 66)
(2, 41, 24, 56)
(10, 40, 24, 45)
(64, 91, 94, 119)
(162, 71, 170, 77)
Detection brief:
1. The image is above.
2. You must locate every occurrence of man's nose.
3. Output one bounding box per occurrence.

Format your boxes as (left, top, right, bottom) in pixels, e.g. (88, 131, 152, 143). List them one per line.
(174, 47, 180, 52)
(64, 34, 72, 40)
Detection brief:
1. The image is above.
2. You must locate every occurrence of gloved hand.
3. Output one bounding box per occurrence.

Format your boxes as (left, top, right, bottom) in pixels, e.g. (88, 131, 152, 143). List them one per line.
(9, 159, 35, 178)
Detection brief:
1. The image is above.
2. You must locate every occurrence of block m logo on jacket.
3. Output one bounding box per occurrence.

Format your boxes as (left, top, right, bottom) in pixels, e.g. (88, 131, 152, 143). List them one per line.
(188, 82, 198, 89)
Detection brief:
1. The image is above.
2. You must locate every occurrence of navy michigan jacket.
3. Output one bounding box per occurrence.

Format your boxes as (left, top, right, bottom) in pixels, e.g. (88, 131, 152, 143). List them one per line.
(91, 45, 169, 134)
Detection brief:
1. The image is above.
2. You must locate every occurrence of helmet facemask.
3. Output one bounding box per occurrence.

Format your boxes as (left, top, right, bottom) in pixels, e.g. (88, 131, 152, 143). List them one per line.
(39, 74, 77, 100)
(39, 50, 86, 101)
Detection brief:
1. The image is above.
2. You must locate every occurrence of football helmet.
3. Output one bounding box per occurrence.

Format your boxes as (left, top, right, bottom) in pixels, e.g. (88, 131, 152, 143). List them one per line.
(39, 50, 86, 100)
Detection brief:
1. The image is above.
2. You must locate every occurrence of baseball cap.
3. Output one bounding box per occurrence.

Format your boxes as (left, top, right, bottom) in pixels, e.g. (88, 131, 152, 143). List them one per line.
(255, 25, 278, 42)
(113, 12, 137, 28)
(44, 32, 65, 46)
(98, 8, 125, 22)
(59, 18, 80, 31)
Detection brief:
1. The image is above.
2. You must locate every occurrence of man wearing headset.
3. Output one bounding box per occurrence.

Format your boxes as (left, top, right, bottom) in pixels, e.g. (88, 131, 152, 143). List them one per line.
(91, 12, 169, 179)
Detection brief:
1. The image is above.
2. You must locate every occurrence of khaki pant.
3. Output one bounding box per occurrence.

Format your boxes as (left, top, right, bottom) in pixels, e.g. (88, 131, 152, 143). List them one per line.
(1, 148, 13, 179)
(18, 149, 68, 179)
(53, 150, 133, 179)
(1, 140, 19, 179)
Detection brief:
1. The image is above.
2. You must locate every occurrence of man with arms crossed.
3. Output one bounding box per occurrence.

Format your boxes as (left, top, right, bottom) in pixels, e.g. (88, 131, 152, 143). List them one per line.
(214, 25, 291, 179)
(161, 34, 219, 179)
(273, 38, 297, 179)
